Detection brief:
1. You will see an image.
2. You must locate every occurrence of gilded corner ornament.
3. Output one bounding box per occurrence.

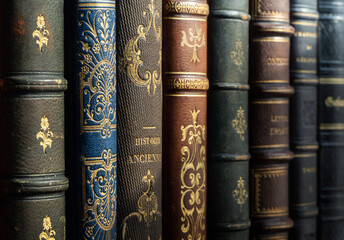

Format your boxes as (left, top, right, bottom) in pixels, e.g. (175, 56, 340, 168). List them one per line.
(230, 39, 245, 71)
(39, 216, 56, 240)
(33, 14, 50, 52)
(36, 116, 54, 153)
(232, 177, 248, 213)
(232, 106, 247, 141)
(180, 108, 206, 240)
(120, 170, 161, 240)
(119, 0, 162, 95)
(181, 25, 205, 64)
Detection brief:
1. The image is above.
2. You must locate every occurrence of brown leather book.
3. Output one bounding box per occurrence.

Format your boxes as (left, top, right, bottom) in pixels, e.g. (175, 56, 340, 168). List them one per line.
(249, 0, 295, 239)
(162, 1, 209, 239)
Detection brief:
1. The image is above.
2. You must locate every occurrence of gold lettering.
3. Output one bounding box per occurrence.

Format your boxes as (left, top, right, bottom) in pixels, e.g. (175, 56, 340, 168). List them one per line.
(296, 57, 316, 63)
(271, 115, 288, 122)
(270, 127, 289, 136)
(135, 137, 161, 146)
(302, 167, 316, 174)
(129, 153, 162, 164)
(294, 31, 317, 38)
(267, 57, 289, 66)
(325, 96, 344, 108)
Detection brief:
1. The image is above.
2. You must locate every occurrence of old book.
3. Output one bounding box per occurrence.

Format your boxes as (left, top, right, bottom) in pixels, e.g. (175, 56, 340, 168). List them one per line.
(249, 0, 295, 239)
(319, 0, 344, 238)
(116, 0, 162, 239)
(207, 0, 250, 239)
(0, 0, 68, 239)
(289, 0, 319, 239)
(65, 0, 117, 239)
(162, 0, 209, 239)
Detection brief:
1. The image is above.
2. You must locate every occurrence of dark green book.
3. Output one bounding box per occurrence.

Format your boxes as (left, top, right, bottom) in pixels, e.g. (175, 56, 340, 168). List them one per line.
(0, 0, 68, 239)
(207, 0, 250, 239)
(289, 0, 319, 239)
(319, 0, 344, 238)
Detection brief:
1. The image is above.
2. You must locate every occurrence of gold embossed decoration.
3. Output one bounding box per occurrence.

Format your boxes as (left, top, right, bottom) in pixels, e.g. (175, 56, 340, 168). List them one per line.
(164, 1, 209, 15)
(120, 170, 161, 240)
(180, 108, 206, 240)
(232, 106, 247, 141)
(119, 0, 162, 95)
(83, 149, 117, 239)
(181, 25, 206, 64)
(36, 116, 54, 153)
(79, 10, 116, 138)
(33, 14, 50, 52)
(232, 177, 248, 213)
(39, 216, 56, 240)
(230, 39, 245, 70)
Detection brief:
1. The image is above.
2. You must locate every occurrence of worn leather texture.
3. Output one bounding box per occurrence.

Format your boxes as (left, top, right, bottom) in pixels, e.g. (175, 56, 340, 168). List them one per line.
(116, 0, 162, 239)
(318, 1, 344, 239)
(0, 0, 68, 239)
(289, 0, 319, 239)
(207, 0, 251, 239)
(249, 0, 294, 239)
(162, 1, 209, 239)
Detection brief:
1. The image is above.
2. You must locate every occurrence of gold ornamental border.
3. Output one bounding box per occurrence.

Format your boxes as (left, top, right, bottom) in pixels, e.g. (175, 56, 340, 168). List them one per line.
(164, 1, 209, 16)
(167, 78, 209, 90)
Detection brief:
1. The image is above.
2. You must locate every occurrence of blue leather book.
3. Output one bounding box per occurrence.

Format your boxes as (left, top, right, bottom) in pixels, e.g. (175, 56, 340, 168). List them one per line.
(65, 0, 117, 239)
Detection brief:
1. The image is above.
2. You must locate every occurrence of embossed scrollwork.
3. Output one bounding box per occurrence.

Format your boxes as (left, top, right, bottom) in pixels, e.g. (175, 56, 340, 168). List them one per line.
(180, 108, 206, 240)
(119, 0, 162, 95)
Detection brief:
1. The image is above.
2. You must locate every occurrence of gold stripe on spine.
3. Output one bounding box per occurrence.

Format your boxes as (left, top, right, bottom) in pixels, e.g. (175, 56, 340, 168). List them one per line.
(180, 108, 206, 239)
(167, 78, 209, 90)
(165, 94, 207, 97)
(251, 100, 289, 104)
(290, 70, 316, 74)
(165, 71, 207, 75)
(252, 167, 288, 217)
(320, 123, 344, 130)
(163, 17, 206, 21)
(293, 79, 319, 83)
(78, 3, 116, 8)
(255, 235, 288, 240)
(294, 153, 317, 158)
(251, 0, 289, 22)
(291, 12, 319, 18)
(262, 89, 293, 93)
(259, 28, 295, 34)
(235, 155, 250, 160)
(252, 37, 290, 43)
(291, 201, 316, 207)
(250, 144, 289, 149)
(252, 80, 289, 84)
(294, 145, 318, 149)
(290, 21, 317, 26)
(164, 1, 209, 15)
(320, 78, 344, 84)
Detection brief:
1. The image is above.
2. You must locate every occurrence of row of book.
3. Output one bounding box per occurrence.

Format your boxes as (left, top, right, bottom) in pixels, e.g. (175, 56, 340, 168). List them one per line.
(0, 0, 344, 239)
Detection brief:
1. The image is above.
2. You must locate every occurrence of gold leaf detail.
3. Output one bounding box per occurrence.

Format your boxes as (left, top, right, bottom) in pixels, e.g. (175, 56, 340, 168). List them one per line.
(180, 108, 206, 240)
(36, 116, 54, 153)
(181, 25, 205, 64)
(230, 39, 245, 71)
(32, 14, 50, 52)
(232, 106, 247, 141)
(120, 170, 161, 240)
(119, 0, 162, 95)
(232, 177, 248, 213)
(39, 216, 56, 240)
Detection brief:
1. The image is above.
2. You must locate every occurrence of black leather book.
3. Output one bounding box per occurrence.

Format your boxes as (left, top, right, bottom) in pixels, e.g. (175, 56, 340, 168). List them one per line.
(208, 0, 250, 239)
(117, 0, 162, 239)
(289, 0, 319, 239)
(319, 0, 344, 239)
(0, 0, 68, 239)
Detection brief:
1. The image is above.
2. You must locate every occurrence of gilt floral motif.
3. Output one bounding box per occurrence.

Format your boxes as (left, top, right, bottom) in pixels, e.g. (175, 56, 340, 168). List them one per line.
(32, 14, 50, 52)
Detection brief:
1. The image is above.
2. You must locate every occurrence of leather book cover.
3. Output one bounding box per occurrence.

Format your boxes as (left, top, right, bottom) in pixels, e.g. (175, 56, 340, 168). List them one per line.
(0, 0, 68, 239)
(207, 0, 250, 239)
(65, 0, 117, 239)
(116, 0, 162, 239)
(319, 0, 344, 238)
(289, 0, 319, 239)
(162, 0, 209, 239)
(249, 0, 295, 239)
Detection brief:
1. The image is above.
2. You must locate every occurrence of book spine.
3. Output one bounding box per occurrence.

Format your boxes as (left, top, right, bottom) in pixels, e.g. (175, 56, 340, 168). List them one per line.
(116, 0, 162, 239)
(289, 0, 319, 239)
(207, 0, 250, 239)
(249, 0, 295, 239)
(75, 1, 117, 239)
(0, 0, 68, 239)
(319, 1, 344, 238)
(162, 1, 209, 239)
